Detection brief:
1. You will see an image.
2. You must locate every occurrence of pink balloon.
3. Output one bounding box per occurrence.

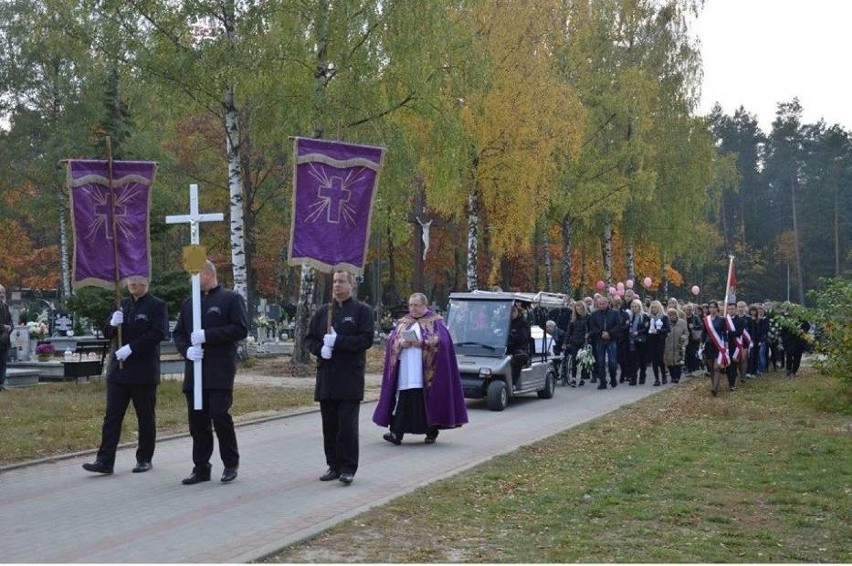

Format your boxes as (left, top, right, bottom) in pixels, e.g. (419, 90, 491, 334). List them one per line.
(616, 281, 625, 291)
(643, 276, 652, 288)
(608, 286, 617, 295)
(596, 280, 605, 291)
(626, 279, 634, 289)
(691, 285, 700, 296)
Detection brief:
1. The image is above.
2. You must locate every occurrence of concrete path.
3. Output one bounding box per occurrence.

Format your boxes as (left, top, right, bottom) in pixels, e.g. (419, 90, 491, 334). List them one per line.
(0, 377, 674, 563)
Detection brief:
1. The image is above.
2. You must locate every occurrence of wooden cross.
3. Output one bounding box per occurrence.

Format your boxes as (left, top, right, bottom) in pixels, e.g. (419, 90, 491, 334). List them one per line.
(165, 184, 224, 410)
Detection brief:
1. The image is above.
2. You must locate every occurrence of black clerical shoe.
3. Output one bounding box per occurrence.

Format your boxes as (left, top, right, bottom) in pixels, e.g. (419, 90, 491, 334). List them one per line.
(82, 460, 113, 474)
(338, 472, 354, 485)
(221, 467, 238, 483)
(181, 470, 211, 485)
(132, 461, 152, 473)
(319, 468, 340, 481)
(383, 432, 402, 445)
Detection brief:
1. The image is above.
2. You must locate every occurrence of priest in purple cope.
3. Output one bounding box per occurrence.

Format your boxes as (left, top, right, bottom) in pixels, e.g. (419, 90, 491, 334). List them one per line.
(373, 293, 468, 445)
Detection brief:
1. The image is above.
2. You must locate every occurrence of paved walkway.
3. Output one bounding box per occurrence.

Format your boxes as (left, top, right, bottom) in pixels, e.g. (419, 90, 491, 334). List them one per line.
(0, 377, 675, 563)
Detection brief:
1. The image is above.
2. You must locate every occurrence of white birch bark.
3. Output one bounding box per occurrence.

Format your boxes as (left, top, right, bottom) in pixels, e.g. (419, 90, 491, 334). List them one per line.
(560, 212, 573, 297)
(466, 186, 479, 291)
(224, 87, 247, 302)
(603, 212, 613, 287)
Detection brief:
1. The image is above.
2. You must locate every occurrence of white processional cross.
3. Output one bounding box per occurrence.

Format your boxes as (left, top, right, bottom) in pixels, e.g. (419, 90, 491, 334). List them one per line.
(165, 184, 224, 410)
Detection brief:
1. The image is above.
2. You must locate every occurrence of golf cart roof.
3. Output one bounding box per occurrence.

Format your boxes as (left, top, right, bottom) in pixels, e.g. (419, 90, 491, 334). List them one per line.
(448, 290, 567, 309)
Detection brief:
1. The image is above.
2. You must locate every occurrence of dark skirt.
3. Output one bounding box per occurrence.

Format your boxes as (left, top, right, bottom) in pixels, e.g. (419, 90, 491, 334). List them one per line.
(391, 388, 429, 435)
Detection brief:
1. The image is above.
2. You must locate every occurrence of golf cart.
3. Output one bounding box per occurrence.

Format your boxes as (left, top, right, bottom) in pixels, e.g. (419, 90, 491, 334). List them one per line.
(446, 290, 565, 411)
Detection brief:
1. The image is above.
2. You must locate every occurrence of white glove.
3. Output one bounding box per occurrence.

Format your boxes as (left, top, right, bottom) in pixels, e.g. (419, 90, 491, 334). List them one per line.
(191, 329, 206, 345)
(110, 311, 124, 327)
(322, 330, 337, 348)
(186, 345, 204, 362)
(115, 344, 132, 361)
(320, 345, 333, 359)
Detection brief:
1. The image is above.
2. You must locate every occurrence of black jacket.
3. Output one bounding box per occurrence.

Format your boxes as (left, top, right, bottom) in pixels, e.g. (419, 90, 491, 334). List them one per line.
(306, 297, 374, 401)
(507, 314, 531, 357)
(566, 314, 590, 349)
(103, 293, 168, 385)
(174, 285, 248, 391)
(588, 308, 623, 343)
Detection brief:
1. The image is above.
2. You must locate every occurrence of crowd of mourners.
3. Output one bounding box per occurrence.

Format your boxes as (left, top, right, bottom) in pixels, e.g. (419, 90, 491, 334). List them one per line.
(532, 290, 812, 396)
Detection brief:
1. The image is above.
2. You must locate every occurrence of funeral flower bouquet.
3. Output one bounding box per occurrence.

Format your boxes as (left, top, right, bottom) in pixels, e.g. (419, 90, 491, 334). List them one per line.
(575, 343, 595, 373)
(27, 321, 49, 339)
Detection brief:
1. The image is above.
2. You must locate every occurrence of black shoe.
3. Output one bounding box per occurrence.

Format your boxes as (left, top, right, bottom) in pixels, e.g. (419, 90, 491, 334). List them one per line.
(181, 470, 211, 485)
(597, 384, 607, 390)
(653, 380, 661, 386)
(629, 380, 637, 386)
(319, 468, 340, 481)
(132, 461, 152, 473)
(662, 377, 668, 384)
(578, 380, 585, 387)
(730, 385, 737, 391)
(609, 380, 617, 388)
(82, 460, 113, 474)
(425, 433, 438, 445)
(221, 467, 238, 483)
(639, 378, 646, 385)
(338, 472, 354, 485)
(383, 432, 402, 445)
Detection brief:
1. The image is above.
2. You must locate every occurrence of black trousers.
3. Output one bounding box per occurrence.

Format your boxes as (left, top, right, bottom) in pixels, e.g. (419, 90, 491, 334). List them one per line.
(785, 348, 804, 374)
(97, 381, 157, 467)
(185, 389, 239, 471)
(320, 400, 360, 475)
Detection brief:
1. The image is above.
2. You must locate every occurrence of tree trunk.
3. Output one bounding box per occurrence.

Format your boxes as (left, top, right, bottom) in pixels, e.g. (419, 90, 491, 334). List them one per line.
(560, 212, 573, 297)
(603, 212, 613, 287)
(542, 221, 553, 292)
(625, 241, 635, 283)
(790, 174, 805, 304)
(222, 2, 247, 307)
(293, 264, 316, 363)
(224, 87, 247, 303)
(466, 186, 479, 291)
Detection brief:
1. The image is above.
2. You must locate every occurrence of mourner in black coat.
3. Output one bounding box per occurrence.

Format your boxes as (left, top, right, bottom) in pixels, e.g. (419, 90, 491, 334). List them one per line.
(305, 270, 374, 485)
(173, 260, 248, 485)
(0, 284, 11, 391)
(82, 276, 168, 475)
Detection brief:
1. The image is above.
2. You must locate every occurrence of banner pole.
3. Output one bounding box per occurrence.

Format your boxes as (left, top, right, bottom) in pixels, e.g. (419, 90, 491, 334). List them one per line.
(106, 137, 124, 358)
(722, 255, 734, 318)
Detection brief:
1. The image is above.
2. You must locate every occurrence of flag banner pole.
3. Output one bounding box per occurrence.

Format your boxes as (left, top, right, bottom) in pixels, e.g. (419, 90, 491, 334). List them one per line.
(105, 137, 124, 353)
(723, 255, 735, 318)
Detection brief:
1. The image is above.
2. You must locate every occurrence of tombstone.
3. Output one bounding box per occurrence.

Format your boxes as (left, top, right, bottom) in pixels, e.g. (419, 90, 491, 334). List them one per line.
(53, 312, 74, 336)
(10, 327, 31, 361)
(267, 303, 282, 321)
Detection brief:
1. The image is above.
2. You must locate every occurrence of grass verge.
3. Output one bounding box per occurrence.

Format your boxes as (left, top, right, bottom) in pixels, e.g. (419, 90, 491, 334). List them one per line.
(0, 379, 316, 466)
(264, 371, 851, 563)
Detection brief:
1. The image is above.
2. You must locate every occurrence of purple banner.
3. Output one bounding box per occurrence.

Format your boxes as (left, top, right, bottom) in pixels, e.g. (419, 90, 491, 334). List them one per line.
(67, 160, 157, 289)
(288, 137, 385, 272)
